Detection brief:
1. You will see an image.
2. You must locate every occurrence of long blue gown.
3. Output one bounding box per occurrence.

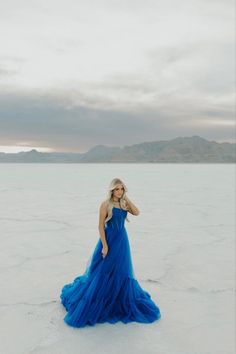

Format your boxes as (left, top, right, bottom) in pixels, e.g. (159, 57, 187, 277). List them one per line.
(60, 207, 161, 327)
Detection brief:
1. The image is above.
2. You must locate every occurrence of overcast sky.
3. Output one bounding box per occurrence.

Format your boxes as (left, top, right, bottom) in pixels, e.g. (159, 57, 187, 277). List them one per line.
(0, 0, 235, 152)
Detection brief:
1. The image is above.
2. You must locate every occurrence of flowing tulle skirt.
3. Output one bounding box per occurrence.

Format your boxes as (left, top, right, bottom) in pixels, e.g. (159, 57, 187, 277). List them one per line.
(60, 225, 161, 327)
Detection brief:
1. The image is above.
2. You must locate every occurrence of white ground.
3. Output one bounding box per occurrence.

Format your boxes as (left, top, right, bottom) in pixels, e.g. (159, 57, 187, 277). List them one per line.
(0, 163, 235, 354)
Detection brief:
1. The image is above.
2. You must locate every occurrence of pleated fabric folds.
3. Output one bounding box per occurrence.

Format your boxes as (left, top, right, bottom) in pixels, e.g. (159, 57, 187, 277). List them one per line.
(60, 207, 161, 328)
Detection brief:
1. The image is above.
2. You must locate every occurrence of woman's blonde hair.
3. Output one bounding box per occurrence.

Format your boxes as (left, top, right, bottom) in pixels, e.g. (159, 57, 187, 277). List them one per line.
(104, 178, 130, 224)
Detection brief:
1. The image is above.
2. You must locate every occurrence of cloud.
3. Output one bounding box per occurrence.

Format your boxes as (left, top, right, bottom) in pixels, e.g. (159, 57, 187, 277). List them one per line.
(0, 0, 235, 150)
(0, 89, 234, 152)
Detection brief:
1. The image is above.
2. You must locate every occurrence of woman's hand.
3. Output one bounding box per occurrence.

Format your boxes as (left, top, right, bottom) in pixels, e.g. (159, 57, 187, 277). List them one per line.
(123, 194, 129, 203)
(101, 244, 109, 258)
(123, 195, 140, 215)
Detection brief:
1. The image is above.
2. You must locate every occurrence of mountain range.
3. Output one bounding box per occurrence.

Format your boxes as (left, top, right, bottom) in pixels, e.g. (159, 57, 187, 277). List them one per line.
(0, 135, 235, 163)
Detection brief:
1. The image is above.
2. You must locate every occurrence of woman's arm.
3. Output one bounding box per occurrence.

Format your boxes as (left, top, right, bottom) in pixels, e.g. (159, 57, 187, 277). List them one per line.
(98, 201, 108, 247)
(124, 196, 140, 216)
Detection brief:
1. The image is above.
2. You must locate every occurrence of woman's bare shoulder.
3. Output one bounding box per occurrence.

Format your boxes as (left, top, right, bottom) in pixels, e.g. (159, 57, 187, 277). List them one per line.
(99, 200, 109, 211)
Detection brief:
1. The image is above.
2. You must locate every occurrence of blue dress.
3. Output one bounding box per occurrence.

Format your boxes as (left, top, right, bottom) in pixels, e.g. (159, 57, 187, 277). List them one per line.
(60, 207, 161, 327)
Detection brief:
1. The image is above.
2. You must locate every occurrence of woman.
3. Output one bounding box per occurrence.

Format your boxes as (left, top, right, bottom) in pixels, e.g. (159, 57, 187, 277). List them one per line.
(60, 177, 161, 327)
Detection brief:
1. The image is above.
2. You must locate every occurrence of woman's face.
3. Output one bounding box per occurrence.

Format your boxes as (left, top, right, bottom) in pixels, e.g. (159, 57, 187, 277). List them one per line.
(112, 184, 124, 200)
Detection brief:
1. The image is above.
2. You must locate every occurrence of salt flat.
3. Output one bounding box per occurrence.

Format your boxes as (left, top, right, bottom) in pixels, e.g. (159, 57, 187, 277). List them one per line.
(0, 163, 235, 354)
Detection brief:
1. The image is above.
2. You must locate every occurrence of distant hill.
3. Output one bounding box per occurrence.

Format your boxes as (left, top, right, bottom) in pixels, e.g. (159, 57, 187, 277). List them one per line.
(0, 136, 235, 163)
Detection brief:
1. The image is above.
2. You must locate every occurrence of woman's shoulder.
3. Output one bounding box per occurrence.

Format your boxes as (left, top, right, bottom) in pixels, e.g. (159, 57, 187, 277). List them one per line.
(99, 200, 109, 210)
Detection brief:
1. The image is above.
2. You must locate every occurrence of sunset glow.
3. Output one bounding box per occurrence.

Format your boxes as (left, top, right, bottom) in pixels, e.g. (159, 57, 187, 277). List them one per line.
(0, 146, 54, 153)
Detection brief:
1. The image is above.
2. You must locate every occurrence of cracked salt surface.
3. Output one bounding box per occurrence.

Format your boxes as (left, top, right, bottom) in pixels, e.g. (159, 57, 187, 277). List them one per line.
(0, 163, 235, 354)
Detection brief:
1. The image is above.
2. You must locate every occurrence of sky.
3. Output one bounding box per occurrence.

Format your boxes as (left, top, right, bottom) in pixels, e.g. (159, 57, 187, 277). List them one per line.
(0, 0, 235, 153)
